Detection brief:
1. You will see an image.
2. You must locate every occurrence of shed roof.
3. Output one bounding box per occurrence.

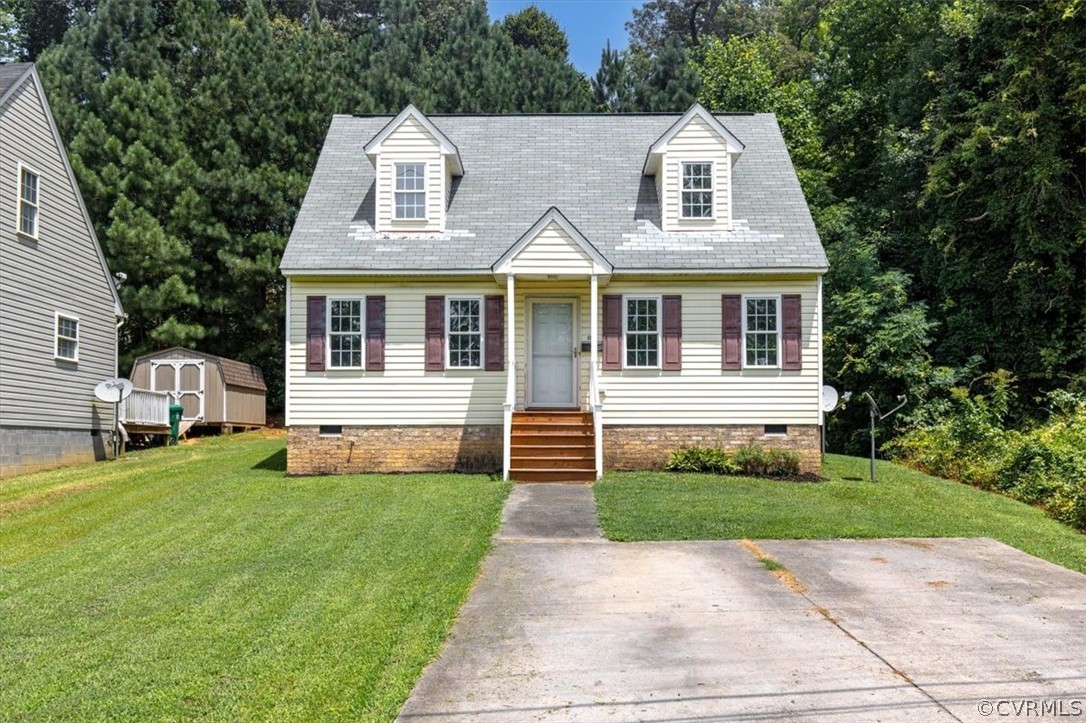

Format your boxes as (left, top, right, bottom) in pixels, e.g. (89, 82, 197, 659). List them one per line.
(281, 111, 826, 275)
(131, 347, 267, 391)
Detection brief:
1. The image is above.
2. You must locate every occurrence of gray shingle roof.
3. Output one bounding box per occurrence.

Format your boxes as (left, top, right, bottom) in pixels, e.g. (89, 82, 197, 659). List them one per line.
(281, 112, 827, 274)
(0, 63, 33, 103)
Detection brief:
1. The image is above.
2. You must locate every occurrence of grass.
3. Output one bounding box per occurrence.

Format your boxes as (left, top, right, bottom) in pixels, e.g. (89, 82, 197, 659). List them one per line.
(595, 453, 1086, 573)
(0, 432, 510, 722)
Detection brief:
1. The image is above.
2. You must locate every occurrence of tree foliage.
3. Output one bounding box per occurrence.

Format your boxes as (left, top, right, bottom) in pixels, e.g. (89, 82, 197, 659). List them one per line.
(498, 4, 568, 62)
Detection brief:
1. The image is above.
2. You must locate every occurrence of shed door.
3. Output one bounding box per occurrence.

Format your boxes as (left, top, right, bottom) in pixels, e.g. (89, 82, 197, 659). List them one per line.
(150, 359, 205, 421)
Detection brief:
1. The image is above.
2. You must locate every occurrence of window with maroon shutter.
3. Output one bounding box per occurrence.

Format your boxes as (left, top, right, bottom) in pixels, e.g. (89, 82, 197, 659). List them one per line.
(602, 295, 622, 370)
(721, 294, 741, 370)
(484, 295, 504, 371)
(306, 296, 326, 371)
(781, 294, 802, 370)
(662, 295, 682, 371)
(425, 295, 445, 371)
(365, 296, 385, 371)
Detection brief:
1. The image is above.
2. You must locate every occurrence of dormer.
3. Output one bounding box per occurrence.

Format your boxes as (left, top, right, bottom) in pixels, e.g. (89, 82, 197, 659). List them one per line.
(643, 103, 744, 233)
(364, 105, 464, 233)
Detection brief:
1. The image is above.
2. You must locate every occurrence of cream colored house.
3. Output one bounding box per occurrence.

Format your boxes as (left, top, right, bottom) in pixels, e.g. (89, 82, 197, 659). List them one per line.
(280, 104, 828, 480)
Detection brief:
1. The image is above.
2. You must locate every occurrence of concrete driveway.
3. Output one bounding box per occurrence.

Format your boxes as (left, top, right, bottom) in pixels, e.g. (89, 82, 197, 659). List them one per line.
(398, 485, 1086, 722)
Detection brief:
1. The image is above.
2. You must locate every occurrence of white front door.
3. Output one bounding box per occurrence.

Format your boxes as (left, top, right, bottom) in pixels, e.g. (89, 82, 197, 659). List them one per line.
(529, 301, 577, 407)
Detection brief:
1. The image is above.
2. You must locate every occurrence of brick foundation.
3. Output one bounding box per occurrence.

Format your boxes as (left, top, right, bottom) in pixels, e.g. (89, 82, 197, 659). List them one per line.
(0, 426, 111, 478)
(287, 425, 502, 475)
(603, 424, 822, 475)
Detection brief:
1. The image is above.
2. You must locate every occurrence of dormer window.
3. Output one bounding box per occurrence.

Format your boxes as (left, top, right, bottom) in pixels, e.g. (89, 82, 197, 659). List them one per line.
(681, 162, 713, 219)
(395, 163, 426, 220)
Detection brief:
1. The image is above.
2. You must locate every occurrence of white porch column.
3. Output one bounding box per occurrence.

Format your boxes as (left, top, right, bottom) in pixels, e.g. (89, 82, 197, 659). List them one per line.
(590, 273, 603, 479)
(503, 273, 516, 480)
(590, 274, 599, 379)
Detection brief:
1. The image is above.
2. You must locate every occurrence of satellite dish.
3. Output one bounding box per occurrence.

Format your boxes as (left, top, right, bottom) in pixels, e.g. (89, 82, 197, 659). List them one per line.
(94, 378, 134, 403)
(820, 385, 840, 412)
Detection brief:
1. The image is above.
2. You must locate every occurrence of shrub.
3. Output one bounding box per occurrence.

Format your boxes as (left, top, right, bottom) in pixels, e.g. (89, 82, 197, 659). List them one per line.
(734, 444, 802, 477)
(666, 445, 738, 475)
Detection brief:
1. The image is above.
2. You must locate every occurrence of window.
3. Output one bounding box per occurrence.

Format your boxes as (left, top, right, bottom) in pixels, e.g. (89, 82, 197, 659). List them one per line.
(328, 298, 363, 369)
(394, 163, 426, 220)
(18, 165, 40, 238)
(625, 296, 659, 368)
(764, 424, 788, 436)
(55, 313, 78, 361)
(447, 297, 482, 368)
(319, 425, 343, 436)
(681, 162, 713, 219)
(744, 296, 779, 367)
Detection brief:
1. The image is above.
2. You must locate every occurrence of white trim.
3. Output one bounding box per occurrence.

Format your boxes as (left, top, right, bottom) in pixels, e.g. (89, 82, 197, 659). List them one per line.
(284, 278, 292, 427)
(54, 312, 79, 362)
(679, 160, 715, 221)
(817, 275, 824, 429)
(643, 103, 745, 174)
(393, 161, 428, 221)
(503, 274, 515, 480)
(741, 294, 782, 369)
(16, 161, 41, 240)
(363, 104, 464, 175)
(525, 296, 579, 408)
(445, 295, 485, 370)
(326, 295, 366, 370)
(281, 266, 829, 277)
(492, 206, 613, 275)
(726, 153, 734, 230)
(622, 294, 662, 370)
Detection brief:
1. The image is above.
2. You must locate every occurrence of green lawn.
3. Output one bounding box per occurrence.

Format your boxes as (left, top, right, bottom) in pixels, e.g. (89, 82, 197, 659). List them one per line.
(0, 433, 510, 722)
(595, 453, 1086, 573)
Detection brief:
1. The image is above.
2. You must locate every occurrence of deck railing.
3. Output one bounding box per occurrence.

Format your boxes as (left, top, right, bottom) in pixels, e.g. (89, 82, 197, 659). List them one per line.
(119, 389, 171, 427)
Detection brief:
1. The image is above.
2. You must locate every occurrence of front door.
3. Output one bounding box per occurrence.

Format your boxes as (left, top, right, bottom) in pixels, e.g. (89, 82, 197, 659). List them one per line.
(529, 301, 576, 408)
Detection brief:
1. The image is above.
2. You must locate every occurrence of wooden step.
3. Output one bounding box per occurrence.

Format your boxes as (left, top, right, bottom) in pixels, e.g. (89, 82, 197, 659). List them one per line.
(510, 455, 596, 469)
(511, 424, 594, 436)
(511, 432, 593, 446)
(509, 468, 596, 483)
(511, 444, 594, 456)
(513, 412, 592, 424)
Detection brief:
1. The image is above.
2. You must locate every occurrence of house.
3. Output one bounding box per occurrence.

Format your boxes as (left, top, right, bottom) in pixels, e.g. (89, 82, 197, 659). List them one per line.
(0, 63, 124, 477)
(280, 103, 828, 481)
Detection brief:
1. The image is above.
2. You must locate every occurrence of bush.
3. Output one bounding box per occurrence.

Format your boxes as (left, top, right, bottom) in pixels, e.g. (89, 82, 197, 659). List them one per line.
(890, 381, 1086, 531)
(666, 445, 738, 475)
(733, 444, 802, 477)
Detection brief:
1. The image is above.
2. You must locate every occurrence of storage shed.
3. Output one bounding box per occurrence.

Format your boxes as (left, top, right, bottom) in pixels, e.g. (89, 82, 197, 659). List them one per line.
(129, 347, 266, 429)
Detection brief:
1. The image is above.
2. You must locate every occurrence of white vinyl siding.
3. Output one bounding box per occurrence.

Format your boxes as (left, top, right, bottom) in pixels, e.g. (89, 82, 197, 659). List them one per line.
(287, 278, 506, 426)
(743, 295, 780, 368)
(624, 296, 660, 368)
(55, 313, 78, 361)
(0, 72, 118, 431)
(374, 117, 445, 232)
(327, 297, 364, 369)
(446, 296, 482, 369)
(17, 163, 39, 238)
(504, 220, 594, 275)
(658, 116, 732, 232)
(286, 275, 821, 427)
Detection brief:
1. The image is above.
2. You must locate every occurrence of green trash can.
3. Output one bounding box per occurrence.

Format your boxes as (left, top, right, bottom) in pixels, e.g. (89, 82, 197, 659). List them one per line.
(169, 404, 185, 445)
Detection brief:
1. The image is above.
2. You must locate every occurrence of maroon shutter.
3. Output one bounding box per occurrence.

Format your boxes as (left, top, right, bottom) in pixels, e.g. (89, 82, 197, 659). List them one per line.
(662, 295, 682, 371)
(365, 296, 385, 371)
(722, 294, 741, 371)
(306, 296, 326, 371)
(484, 295, 504, 371)
(603, 295, 622, 370)
(425, 295, 445, 371)
(781, 294, 802, 370)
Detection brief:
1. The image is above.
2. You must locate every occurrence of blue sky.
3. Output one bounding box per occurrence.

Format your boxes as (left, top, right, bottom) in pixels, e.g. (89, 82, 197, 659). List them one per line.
(487, 0, 640, 76)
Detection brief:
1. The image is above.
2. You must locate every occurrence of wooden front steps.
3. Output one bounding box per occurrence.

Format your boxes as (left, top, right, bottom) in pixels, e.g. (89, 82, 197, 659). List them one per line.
(510, 410, 596, 483)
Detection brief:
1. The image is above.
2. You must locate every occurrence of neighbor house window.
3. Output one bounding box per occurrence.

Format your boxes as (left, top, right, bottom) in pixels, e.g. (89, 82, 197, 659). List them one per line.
(328, 298, 363, 368)
(625, 296, 659, 368)
(55, 313, 78, 361)
(744, 296, 779, 367)
(18, 165, 40, 238)
(447, 297, 482, 368)
(394, 163, 426, 220)
(681, 162, 713, 219)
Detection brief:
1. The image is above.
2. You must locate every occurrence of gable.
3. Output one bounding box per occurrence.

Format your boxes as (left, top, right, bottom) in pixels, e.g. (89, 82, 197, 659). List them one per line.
(493, 208, 612, 277)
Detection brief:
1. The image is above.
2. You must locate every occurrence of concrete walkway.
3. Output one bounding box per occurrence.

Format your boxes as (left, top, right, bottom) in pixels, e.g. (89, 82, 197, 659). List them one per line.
(398, 485, 1086, 722)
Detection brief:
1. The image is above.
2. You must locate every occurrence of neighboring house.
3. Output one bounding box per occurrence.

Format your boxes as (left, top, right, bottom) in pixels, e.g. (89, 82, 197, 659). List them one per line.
(280, 103, 828, 481)
(0, 63, 124, 477)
